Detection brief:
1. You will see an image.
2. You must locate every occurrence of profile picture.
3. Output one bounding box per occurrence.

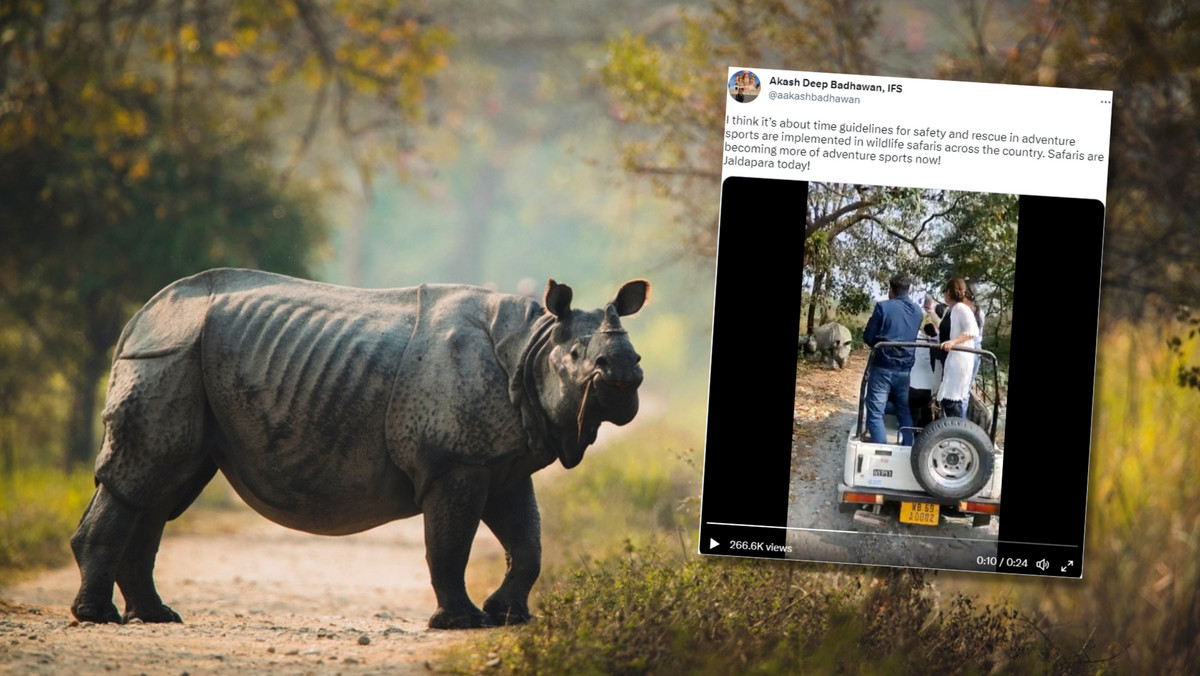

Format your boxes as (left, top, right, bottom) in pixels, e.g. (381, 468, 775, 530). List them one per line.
(728, 69, 761, 103)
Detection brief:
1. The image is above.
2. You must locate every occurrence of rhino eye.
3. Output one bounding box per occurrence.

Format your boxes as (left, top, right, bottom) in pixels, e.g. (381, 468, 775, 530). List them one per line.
(569, 346, 579, 360)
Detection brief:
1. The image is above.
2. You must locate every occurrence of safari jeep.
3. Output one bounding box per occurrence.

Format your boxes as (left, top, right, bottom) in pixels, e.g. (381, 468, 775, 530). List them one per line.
(836, 340, 1003, 528)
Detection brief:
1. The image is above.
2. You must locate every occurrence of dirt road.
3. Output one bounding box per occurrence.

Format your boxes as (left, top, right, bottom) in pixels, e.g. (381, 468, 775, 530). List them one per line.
(786, 350, 1000, 571)
(1, 510, 505, 675)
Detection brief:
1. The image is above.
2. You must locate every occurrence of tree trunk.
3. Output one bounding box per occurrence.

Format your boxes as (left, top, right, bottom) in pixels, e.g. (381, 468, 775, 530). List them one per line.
(64, 352, 107, 470)
(1, 418, 13, 476)
(806, 269, 827, 335)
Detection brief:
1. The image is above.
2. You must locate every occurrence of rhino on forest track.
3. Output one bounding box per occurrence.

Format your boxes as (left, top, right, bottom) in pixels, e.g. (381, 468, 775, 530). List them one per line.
(814, 321, 852, 369)
(70, 268, 649, 630)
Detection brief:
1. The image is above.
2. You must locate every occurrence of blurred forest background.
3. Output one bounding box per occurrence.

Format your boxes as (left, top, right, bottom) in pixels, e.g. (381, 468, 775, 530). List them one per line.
(2, 0, 1199, 673)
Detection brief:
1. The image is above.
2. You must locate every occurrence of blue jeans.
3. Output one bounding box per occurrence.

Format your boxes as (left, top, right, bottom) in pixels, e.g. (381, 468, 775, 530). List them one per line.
(866, 367, 913, 445)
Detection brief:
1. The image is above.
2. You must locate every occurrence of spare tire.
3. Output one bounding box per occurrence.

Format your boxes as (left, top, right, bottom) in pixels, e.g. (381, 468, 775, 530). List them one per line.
(910, 417, 994, 499)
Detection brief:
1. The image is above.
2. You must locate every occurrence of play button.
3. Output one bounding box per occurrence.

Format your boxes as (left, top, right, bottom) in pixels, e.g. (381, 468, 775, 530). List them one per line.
(710, 538, 720, 549)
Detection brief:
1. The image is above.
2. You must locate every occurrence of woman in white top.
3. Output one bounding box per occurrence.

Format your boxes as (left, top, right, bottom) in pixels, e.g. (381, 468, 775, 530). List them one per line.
(937, 278, 979, 418)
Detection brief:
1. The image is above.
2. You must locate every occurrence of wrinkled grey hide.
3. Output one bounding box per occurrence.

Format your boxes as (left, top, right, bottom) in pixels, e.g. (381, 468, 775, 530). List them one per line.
(70, 269, 648, 629)
(814, 322, 852, 369)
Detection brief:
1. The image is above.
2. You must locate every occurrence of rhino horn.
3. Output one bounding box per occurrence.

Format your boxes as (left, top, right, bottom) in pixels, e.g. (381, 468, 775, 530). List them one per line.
(544, 279, 573, 318)
(600, 304, 623, 330)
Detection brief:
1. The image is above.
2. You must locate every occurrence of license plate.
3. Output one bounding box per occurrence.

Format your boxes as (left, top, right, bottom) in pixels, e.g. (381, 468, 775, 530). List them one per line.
(900, 501, 939, 526)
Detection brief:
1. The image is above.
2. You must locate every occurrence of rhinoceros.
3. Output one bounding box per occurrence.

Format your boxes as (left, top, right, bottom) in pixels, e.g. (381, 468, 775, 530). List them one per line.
(70, 268, 648, 629)
(813, 321, 852, 369)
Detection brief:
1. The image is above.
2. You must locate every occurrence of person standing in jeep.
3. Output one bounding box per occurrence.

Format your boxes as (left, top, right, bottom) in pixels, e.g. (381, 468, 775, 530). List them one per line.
(862, 275, 924, 445)
(937, 277, 982, 419)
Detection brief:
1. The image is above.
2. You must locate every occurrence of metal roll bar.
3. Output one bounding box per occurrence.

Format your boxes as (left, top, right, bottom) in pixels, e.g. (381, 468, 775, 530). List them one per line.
(854, 340, 1001, 442)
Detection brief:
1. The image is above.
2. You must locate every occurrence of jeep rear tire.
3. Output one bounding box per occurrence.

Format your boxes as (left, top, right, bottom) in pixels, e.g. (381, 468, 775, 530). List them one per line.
(910, 417, 994, 499)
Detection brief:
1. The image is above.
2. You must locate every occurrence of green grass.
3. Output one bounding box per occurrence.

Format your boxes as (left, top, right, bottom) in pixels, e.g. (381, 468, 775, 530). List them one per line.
(0, 466, 93, 584)
(532, 422, 701, 571)
(455, 555, 1086, 675)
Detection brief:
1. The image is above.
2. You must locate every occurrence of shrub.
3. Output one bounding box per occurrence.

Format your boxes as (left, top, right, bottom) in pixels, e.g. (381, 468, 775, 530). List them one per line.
(460, 551, 1092, 675)
(0, 466, 93, 582)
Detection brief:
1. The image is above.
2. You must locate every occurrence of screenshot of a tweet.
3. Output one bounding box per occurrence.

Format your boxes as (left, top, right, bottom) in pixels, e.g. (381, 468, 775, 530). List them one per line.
(699, 68, 1111, 577)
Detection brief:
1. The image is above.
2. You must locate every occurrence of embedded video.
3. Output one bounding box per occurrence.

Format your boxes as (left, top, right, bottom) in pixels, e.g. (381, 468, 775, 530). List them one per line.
(699, 68, 1111, 577)
(787, 182, 1013, 571)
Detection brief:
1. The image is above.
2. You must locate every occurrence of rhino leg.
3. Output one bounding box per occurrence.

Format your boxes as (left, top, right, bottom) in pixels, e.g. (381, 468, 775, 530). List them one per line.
(481, 477, 540, 626)
(72, 460, 215, 625)
(70, 485, 135, 624)
(114, 514, 179, 623)
(423, 467, 492, 629)
(116, 460, 216, 623)
(73, 350, 212, 625)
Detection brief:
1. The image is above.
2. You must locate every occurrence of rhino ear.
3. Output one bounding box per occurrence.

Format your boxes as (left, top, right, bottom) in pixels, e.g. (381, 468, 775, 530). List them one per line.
(611, 280, 650, 316)
(544, 279, 573, 318)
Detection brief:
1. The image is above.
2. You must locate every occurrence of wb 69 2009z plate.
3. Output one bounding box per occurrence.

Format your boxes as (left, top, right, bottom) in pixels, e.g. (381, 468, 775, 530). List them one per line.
(899, 501, 939, 526)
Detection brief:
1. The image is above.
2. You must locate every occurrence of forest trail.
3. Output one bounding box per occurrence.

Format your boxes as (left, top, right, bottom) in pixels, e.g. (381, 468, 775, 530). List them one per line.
(787, 349, 1000, 570)
(1, 511, 504, 675)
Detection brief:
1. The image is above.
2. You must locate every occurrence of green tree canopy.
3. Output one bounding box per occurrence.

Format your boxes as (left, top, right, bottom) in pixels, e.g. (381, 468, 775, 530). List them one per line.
(935, 0, 1200, 317)
(804, 183, 1017, 333)
(0, 0, 447, 467)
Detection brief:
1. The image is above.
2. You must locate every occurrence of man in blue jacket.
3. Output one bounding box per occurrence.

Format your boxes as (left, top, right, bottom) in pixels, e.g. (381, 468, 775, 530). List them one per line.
(862, 275, 924, 445)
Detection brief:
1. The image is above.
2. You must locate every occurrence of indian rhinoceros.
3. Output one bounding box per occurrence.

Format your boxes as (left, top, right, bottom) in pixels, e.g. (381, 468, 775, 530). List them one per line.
(70, 268, 648, 629)
(813, 321, 852, 369)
